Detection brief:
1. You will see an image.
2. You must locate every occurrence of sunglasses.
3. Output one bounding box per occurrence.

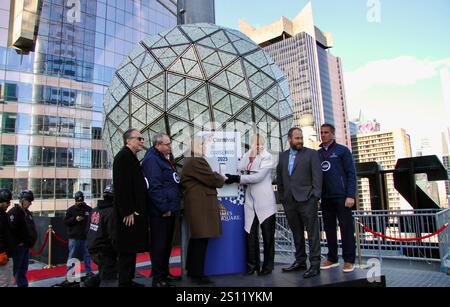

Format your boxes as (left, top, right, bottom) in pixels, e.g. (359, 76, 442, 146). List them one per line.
(130, 136, 145, 141)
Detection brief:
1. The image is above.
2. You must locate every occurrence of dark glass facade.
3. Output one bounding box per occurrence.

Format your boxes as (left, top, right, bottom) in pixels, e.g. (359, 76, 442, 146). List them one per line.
(0, 0, 176, 213)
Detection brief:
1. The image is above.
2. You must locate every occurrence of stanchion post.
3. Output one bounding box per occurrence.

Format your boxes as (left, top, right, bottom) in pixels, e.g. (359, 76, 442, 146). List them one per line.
(43, 225, 54, 269)
(355, 195, 364, 269)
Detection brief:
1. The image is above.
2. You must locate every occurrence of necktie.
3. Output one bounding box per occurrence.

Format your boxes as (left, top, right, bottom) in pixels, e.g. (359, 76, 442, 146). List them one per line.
(288, 152, 296, 176)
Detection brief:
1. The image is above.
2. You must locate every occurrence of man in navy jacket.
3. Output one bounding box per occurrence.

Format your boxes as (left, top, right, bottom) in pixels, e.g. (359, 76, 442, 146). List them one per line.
(142, 133, 181, 287)
(317, 124, 357, 273)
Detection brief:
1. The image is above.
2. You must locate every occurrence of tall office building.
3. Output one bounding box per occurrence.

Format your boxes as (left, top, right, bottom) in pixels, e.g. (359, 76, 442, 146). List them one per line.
(240, 2, 351, 148)
(351, 129, 412, 211)
(0, 0, 176, 214)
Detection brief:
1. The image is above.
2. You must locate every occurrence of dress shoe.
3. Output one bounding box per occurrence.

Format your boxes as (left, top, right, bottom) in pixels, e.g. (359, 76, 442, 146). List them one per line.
(244, 267, 259, 276)
(258, 269, 272, 276)
(166, 273, 182, 281)
(282, 262, 307, 272)
(303, 265, 320, 279)
(152, 280, 175, 287)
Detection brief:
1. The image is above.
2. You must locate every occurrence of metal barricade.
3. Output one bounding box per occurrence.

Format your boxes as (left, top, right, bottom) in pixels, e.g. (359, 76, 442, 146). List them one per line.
(273, 208, 450, 267)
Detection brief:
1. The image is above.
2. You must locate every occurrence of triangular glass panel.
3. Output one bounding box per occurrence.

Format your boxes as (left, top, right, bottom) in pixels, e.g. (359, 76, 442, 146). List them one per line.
(149, 73, 165, 91)
(268, 102, 280, 118)
(185, 78, 202, 95)
(131, 117, 146, 133)
(128, 44, 146, 60)
(202, 62, 222, 78)
(111, 80, 128, 102)
(186, 63, 204, 79)
(133, 104, 147, 125)
(182, 58, 197, 72)
(149, 92, 165, 110)
(109, 106, 128, 128)
(210, 70, 230, 90)
(197, 36, 216, 49)
(233, 39, 258, 55)
(279, 100, 293, 119)
(167, 92, 184, 109)
(170, 58, 186, 74)
(132, 71, 147, 87)
(196, 45, 215, 60)
(170, 78, 186, 96)
(172, 44, 190, 56)
(167, 74, 184, 92)
(210, 85, 228, 105)
(230, 95, 248, 114)
(217, 51, 237, 67)
(203, 52, 221, 66)
(165, 27, 190, 45)
(214, 94, 232, 115)
(142, 61, 163, 79)
(232, 80, 250, 98)
(180, 26, 206, 42)
(117, 62, 138, 87)
(182, 46, 197, 61)
(219, 42, 238, 54)
(226, 71, 244, 89)
(131, 53, 145, 69)
(134, 82, 147, 98)
(131, 93, 144, 113)
(146, 103, 163, 124)
(170, 100, 190, 121)
(142, 35, 162, 49)
(213, 108, 229, 127)
(210, 31, 229, 48)
(188, 86, 208, 106)
(245, 50, 268, 68)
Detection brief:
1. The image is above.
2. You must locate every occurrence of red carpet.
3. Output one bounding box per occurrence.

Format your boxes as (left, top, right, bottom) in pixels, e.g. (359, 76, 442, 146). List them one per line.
(27, 246, 181, 282)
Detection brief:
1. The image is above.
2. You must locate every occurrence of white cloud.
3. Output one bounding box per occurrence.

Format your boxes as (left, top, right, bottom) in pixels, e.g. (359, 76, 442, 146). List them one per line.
(344, 56, 450, 98)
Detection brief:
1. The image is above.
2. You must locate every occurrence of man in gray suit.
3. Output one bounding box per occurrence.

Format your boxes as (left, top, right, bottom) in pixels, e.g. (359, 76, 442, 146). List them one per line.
(276, 127, 322, 278)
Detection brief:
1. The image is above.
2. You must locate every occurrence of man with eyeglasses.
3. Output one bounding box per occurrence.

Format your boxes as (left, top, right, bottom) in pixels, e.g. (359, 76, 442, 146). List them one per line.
(142, 133, 181, 287)
(113, 128, 149, 287)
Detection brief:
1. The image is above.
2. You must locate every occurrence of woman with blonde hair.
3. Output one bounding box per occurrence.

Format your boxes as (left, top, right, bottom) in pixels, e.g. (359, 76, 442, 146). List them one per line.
(225, 134, 277, 275)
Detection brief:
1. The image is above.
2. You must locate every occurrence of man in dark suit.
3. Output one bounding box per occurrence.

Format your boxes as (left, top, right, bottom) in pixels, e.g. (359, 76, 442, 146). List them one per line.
(276, 127, 322, 278)
(113, 128, 149, 287)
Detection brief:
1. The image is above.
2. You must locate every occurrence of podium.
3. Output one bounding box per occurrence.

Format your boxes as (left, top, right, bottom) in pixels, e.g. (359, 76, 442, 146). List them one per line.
(204, 195, 246, 276)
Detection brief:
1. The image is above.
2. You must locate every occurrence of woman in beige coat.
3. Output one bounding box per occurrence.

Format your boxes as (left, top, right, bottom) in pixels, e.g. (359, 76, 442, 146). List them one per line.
(180, 136, 225, 284)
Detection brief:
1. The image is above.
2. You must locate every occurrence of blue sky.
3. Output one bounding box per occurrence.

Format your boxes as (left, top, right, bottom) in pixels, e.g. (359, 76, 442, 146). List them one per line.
(216, 0, 450, 154)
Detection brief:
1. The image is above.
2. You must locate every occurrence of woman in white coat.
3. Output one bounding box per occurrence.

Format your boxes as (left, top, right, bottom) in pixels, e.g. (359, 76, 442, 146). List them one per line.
(225, 134, 277, 276)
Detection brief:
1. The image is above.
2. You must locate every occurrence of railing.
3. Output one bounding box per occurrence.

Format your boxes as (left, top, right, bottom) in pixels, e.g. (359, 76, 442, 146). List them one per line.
(274, 209, 450, 269)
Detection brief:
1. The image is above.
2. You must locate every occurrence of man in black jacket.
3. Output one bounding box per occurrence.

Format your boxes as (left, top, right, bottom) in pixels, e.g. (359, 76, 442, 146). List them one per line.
(113, 128, 149, 287)
(8, 190, 37, 287)
(64, 191, 93, 278)
(86, 185, 117, 287)
(0, 189, 14, 287)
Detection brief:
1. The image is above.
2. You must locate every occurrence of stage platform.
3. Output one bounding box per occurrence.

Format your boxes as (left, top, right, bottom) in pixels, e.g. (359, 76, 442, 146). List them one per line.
(134, 264, 385, 287)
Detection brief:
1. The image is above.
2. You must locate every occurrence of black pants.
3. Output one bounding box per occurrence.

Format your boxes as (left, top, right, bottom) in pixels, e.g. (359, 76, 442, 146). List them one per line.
(149, 215, 176, 283)
(322, 197, 356, 263)
(118, 252, 136, 286)
(186, 238, 208, 277)
(247, 214, 275, 271)
(283, 196, 321, 266)
(91, 249, 118, 281)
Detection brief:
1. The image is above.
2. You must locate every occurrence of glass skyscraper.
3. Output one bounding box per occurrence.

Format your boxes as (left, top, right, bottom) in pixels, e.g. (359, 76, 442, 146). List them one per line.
(240, 2, 351, 148)
(0, 0, 176, 214)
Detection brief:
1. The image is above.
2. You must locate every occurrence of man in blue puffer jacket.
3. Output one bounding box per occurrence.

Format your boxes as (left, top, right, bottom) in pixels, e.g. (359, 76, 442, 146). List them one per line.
(142, 133, 181, 287)
(317, 124, 357, 273)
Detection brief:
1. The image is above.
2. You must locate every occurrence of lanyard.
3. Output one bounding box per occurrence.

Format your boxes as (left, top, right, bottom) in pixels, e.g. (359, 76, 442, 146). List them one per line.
(246, 157, 255, 171)
(166, 158, 177, 172)
(321, 142, 336, 160)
